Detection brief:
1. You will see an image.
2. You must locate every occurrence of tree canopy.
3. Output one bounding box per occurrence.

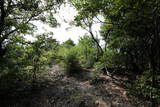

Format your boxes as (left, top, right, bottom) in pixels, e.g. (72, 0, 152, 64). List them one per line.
(0, 0, 63, 58)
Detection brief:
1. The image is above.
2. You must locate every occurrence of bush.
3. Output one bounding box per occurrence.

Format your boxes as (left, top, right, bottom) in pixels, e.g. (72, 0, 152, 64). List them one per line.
(64, 49, 80, 76)
(127, 71, 160, 101)
(83, 56, 96, 68)
(93, 50, 127, 74)
(93, 62, 105, 73)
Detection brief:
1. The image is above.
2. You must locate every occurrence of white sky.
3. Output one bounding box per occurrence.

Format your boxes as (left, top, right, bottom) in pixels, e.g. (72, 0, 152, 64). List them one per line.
(26, 3, 102, 44)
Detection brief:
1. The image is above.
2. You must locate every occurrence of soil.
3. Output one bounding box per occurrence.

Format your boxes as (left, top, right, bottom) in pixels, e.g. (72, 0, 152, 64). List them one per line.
(0, 65, 151, 107)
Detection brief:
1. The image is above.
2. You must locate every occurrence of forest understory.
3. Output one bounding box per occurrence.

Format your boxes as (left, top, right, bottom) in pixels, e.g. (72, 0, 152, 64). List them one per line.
(0, 65, 152, 107)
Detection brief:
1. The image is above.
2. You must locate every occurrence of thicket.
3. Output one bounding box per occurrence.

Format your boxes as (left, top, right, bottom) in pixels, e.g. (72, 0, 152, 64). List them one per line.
(0, 33, 59, 81)
(63, 49, 80, 76)
(0, 0, 63, 84)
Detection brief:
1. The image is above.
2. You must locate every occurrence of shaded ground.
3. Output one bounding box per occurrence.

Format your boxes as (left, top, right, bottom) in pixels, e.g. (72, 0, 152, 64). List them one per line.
(0, 65, 151, 107)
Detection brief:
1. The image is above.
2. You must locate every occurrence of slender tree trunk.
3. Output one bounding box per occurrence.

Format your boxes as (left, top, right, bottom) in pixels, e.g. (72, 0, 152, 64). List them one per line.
(0, 0, 5, 35)
(89, 28, 104, 55)
(104, 40, 107, 52)
(95, 44, 99, 61)
(0, 0, 6, 60)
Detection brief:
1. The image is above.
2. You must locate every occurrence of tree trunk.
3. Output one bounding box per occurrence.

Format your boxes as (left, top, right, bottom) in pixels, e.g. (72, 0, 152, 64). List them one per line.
(150, 2, 159, 106)
(89, 28, 104, 56)
(0, 0, 6, 59)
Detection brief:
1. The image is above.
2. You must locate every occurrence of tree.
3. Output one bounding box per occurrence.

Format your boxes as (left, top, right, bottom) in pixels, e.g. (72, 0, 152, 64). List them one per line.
(77, 35, 97, 67)
(29, 33, 59, 79)
(61, 39, 75, 48)
(0, 0, 63, 59)
(69, 0, 104, 57)
(0, 34, 27, 72)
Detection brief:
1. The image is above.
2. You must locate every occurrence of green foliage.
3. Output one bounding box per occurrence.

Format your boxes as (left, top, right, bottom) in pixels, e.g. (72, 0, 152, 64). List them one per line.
(58, 37, 98, 71)
(128, 71, 160, 100)
(0, 33, 59, 80)
(103, 50, 126, 68)
(0, 35, 27, 72)
(56, 39, 81, 76)
(0, 0, 160, 105)
(57, 39, 76, 63)
(76, 36, 97, 68)
(28, 33, 59, 79)
(93, 61, 105, 73)
(70, 0, 160, 102)
(63, 48, 80, 76)
(61, 39, 75, 49)
(93, 49, 126, 73)
(0, 0, 64, 59)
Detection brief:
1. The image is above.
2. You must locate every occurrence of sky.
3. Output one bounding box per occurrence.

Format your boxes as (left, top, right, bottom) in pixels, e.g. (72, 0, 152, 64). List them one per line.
(26, 3, 102, 44)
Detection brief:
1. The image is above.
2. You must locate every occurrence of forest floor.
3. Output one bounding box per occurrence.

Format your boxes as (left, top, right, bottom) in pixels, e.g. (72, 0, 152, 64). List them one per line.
(0, 65, 151, 107)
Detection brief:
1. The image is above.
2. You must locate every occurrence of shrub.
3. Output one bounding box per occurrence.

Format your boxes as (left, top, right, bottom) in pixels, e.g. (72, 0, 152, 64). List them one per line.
(93, 62, 105, 73)
(64, 49, 80, 76)
(83, 56, 96, 68)
(94, 50, 127, 74)
(127, 71, 160, 101)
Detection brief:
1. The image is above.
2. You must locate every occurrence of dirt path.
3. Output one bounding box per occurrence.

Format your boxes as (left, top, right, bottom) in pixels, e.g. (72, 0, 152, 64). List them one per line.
(0, 65, 151, 107)
(46, 65, 151, 107)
